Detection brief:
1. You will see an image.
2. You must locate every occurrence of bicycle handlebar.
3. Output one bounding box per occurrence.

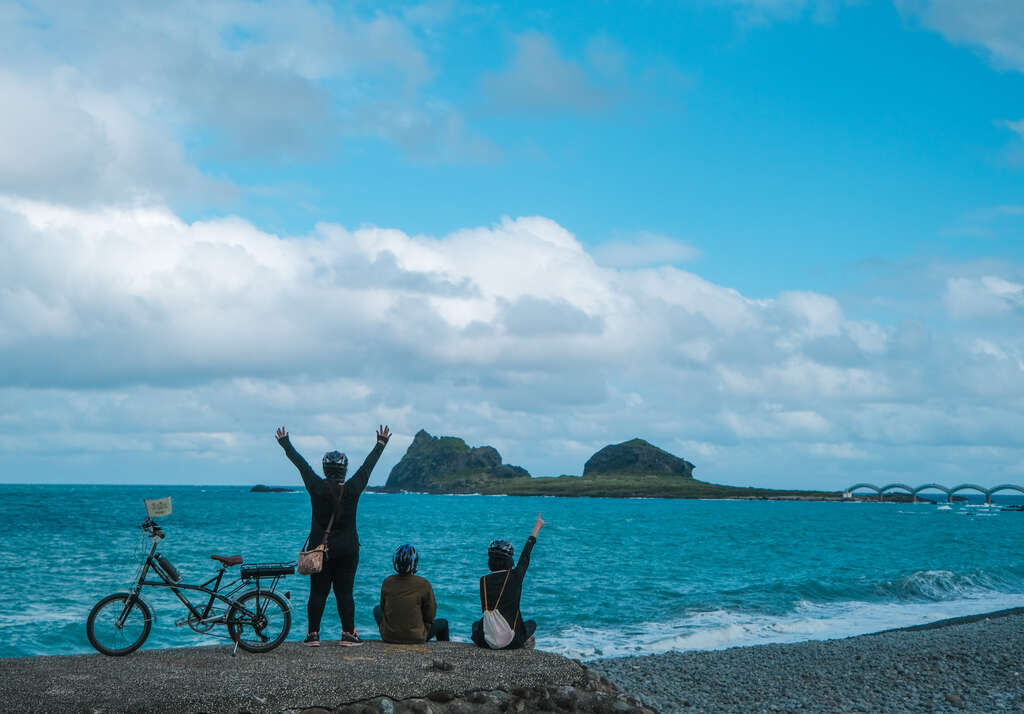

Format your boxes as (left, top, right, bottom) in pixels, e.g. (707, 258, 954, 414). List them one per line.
(140, 518, 165, 539)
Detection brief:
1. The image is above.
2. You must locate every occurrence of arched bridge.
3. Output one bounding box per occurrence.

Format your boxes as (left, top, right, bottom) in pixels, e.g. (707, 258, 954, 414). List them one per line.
(844, 483, 1024, 504)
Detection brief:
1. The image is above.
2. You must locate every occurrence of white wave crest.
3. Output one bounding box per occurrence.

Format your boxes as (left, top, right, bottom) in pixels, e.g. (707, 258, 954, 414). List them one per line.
(541, 593, 1024, 661)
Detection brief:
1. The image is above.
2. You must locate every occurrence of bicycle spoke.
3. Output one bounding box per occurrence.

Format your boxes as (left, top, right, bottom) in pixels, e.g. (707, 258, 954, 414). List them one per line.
(227, 590, 290, 653)
(87, 594, 151, 656)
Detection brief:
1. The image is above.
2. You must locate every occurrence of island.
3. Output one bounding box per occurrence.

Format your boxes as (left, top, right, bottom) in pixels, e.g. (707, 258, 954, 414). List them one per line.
(250, 484, 298, 493)
(367, 429, 894, 501)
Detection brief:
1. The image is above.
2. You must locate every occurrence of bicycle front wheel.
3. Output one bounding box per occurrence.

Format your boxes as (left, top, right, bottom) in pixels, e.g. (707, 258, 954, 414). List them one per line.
(86, 593, 152, 656)
(226, 590, 290, 653)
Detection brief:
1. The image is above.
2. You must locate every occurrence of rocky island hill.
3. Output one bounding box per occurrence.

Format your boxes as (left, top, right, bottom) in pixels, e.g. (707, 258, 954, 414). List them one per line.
(371, 430, 851, 500)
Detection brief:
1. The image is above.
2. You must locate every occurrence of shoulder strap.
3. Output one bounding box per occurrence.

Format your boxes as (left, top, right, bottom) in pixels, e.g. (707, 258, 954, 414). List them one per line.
(487, 569, 512, 606)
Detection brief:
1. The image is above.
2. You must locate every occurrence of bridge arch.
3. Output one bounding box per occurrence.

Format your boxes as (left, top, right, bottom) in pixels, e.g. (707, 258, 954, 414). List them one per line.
(912, 483, 950, 495)
(912, 483, 952, 503)
(986, 484, 1024, 503)
(878, 483, 914, 502)
(949, 483, 989, 496)
(846, 483, 880, 493)
(844, 483, 881, 501)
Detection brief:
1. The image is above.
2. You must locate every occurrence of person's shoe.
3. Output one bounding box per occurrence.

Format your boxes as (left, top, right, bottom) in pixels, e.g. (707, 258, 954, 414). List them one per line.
(303, 632, 320, 647)
(339, 630, 364, 647)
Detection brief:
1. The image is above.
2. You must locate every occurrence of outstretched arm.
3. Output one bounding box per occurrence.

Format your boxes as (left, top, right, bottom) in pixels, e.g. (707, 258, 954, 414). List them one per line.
(346, 425, 391, 496)
(515, 512, 544, 576)
(275, 427, 321, 493)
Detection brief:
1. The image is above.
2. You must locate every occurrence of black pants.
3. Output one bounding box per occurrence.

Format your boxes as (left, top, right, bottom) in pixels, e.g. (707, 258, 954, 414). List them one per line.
(308, 549, 358, 634)
(471, 617, 536, 649)
(373, 605, 450, 642)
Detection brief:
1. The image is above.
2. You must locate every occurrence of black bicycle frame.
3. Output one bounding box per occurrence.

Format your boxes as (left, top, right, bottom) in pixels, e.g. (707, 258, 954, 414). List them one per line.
(122, 533, 273, 627)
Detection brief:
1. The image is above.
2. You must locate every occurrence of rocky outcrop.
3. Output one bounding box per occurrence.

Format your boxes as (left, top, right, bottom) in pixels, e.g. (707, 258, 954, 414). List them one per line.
(584, 438, 695, 478)
(384, 430, 531, 493)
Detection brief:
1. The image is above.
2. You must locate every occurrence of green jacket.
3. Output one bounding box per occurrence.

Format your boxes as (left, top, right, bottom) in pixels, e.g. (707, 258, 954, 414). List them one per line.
(378, 574, 437, 644)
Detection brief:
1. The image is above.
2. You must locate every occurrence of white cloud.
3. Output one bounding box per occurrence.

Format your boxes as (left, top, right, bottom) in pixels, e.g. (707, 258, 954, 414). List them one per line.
(0, 0, 491, 205)
(5, 197, 1024, 488)
(896, 0, 1024, 72)
(945, 275, 1024, 318)
(477, 32, 684, 118)
(1003, 120, 1024, 138)
(480, 32, 614, 114)
(0, 69, 222, 205)
(593, 233, 700, 268)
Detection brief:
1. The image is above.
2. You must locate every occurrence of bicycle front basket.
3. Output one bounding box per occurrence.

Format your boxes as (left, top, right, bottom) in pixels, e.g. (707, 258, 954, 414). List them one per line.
(240, 562, 295, 579)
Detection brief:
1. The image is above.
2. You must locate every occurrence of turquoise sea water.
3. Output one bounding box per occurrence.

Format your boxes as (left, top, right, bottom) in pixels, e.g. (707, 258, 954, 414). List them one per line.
(1, 485, 1023, 660)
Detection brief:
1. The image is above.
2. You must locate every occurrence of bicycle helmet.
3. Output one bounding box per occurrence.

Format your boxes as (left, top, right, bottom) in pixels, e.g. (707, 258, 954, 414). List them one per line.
(488, 540, 514, 559)
(393, 544, 419, 575)
(487, 539, 514, 570)
(322, 451, 348, 480)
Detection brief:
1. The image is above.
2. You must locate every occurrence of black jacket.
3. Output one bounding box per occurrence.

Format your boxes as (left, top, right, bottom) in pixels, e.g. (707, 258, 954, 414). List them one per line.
(278, 435, 384, 558)
(478, 535, 536, 645)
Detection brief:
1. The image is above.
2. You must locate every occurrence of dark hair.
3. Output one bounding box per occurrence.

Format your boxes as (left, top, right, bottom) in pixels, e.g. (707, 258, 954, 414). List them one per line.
(488, 554, 513, 571)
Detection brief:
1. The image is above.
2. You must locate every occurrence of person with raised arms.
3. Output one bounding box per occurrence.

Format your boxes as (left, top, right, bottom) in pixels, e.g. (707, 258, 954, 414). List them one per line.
(471, 512, 545, 650)
(276, 424, 390, 647)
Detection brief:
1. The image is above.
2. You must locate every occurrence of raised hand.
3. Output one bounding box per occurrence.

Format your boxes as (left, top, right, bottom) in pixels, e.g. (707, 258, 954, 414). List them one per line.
(531, 511, 545, 537)
(377, 424, 391, 446)
(276, 426, 288, 442)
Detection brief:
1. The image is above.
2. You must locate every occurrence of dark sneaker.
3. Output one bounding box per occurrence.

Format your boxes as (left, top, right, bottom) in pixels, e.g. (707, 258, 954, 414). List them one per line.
(340, 630, 364, 647)
(303, 632, 320, 647)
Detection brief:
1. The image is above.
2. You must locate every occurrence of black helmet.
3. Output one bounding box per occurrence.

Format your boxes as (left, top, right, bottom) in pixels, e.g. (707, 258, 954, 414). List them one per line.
(322, 451, 348, 480)
(488, 540, 514, 559)
(393, 544, 418, 574)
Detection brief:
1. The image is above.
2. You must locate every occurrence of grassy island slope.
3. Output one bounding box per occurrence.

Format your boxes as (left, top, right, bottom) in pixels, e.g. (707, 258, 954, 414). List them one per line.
(372, 430, 847, 500)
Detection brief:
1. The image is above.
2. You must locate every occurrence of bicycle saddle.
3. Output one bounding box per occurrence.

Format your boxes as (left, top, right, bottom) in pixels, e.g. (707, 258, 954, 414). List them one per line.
(210, 554, 243, 566)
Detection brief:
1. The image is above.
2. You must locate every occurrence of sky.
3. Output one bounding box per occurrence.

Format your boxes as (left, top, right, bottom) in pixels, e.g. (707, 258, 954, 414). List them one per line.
(2, 0, 1024, 489)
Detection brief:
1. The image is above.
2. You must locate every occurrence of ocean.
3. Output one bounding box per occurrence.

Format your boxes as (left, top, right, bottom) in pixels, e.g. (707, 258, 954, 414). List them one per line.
(2, 485, 1022, 660)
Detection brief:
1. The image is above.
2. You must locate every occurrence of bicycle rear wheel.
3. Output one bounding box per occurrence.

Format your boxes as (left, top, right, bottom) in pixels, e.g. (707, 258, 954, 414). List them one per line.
(226, 590, 290, 653)
(86, 593, 152, 656)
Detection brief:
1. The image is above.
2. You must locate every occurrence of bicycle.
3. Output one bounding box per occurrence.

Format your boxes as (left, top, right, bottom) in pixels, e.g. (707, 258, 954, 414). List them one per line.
(86, 516, 295, 656)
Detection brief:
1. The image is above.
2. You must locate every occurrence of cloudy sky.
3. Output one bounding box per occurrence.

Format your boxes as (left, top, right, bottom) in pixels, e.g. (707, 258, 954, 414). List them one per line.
(3, 0, 1024, 489)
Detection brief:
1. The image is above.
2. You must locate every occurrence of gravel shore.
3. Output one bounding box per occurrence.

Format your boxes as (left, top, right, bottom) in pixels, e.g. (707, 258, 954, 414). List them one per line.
(590, 608, 1024, 713)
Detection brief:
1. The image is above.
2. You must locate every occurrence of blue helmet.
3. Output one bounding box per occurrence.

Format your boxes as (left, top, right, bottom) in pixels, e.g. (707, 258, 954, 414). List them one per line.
(393, 544, 418, 575)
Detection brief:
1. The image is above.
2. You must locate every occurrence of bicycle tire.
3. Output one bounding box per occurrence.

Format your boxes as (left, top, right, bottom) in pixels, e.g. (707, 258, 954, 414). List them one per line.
(226, 590, 290, 653)
(86, 593, 152, 656)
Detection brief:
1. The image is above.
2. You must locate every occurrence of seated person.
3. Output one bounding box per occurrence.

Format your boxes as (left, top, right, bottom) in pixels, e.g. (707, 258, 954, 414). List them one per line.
(471, 511, 544, 650)
(374, 544, 449, 643)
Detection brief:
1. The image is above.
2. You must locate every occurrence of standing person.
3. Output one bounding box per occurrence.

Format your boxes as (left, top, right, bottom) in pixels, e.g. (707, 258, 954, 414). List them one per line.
(373, 544, 450, 644)
(276, 424, 391, 647)
(471, 512, 545, 650)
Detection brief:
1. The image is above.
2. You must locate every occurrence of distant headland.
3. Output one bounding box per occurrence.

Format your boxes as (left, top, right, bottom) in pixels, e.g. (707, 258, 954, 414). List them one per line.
(366, 429, 869, 501)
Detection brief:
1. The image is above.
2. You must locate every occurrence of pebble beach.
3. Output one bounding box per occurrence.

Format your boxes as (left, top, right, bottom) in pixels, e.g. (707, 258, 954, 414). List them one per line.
(590, 608, 1024, 713)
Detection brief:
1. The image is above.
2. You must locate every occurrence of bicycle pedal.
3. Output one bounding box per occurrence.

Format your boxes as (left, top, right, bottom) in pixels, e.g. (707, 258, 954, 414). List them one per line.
(175, 618, 189, 627)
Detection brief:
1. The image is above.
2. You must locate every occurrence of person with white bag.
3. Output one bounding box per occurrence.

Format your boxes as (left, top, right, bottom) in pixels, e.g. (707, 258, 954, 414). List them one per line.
(471, 512, 545, 650)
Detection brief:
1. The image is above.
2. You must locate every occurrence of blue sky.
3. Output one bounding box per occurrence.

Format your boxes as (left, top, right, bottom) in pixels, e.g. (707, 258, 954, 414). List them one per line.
(174, 0, 1024, 298)
(2, 0, 1024, 488)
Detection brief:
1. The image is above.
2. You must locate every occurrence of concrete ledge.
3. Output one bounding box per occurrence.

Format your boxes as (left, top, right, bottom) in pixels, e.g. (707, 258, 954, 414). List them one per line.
(0, 641, 651, 714)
